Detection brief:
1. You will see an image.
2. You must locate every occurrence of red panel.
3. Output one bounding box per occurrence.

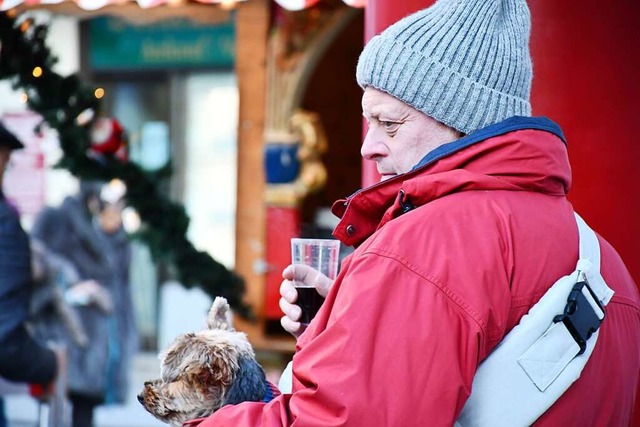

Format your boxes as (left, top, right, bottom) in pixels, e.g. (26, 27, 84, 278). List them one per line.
(529, 3, 640, 424)
(529, 1, 640, 284)
(264, 206, 301, 319)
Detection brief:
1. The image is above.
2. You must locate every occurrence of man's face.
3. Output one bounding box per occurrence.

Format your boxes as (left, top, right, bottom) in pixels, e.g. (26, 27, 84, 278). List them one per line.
(361, 87, 461, 181)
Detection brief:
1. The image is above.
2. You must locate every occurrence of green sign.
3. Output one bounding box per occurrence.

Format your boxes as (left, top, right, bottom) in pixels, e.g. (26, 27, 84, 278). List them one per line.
(88, 16, 235, 71)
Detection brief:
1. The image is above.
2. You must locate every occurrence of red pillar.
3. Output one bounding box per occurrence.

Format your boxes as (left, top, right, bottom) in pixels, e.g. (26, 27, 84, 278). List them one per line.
(264, 206, 301, 319)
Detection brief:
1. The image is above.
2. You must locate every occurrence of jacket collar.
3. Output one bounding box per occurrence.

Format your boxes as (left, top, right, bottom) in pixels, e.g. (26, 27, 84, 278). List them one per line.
(411, 116, 565, 170)
(331, 116, 570, 248)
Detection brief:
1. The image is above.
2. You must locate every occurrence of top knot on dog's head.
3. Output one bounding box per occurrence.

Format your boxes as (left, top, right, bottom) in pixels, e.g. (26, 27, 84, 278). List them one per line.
(206, 297, 234, 331)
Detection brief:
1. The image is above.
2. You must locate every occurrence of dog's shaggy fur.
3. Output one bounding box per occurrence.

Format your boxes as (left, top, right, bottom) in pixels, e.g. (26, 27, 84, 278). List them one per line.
(138, 297, 268, 426)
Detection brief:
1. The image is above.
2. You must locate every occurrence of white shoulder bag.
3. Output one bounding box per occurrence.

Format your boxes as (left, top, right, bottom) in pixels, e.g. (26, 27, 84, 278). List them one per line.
(456, 213, 614, 426)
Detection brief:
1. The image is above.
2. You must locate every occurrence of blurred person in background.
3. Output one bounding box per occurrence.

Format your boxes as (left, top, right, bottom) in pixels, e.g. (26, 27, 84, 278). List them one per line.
(32, 178, 138, 427)
(0, 121, 60, 427)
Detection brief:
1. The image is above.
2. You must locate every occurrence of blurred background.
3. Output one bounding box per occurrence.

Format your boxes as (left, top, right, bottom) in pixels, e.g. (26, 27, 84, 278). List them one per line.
(0, 0, 638, 425)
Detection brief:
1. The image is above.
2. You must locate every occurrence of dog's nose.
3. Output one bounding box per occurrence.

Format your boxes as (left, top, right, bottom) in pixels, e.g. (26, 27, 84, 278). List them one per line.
(137, 393, 144, 404)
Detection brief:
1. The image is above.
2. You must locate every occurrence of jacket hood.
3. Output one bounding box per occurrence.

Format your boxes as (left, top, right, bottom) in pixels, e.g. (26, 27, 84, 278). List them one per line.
(332, 116, 570, 247)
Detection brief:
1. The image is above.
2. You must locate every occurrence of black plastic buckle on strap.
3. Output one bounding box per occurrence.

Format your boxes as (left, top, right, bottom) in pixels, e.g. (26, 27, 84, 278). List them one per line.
(398, 189, 414, 214)
(553, 281, 605, 355)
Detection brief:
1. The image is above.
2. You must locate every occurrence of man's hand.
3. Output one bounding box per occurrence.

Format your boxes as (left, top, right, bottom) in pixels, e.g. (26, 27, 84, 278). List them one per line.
(279, 264, 334, 338)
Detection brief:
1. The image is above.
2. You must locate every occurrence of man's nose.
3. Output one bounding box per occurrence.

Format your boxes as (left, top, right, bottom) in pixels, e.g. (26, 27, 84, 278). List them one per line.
(360, 128, 382, 160)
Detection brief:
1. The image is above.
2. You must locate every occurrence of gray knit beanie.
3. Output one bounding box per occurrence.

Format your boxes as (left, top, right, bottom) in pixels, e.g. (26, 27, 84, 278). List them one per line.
(356, 0, 532, 135)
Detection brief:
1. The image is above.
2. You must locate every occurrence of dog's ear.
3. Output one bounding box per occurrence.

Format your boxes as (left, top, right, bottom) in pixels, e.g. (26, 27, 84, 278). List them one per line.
(206, 297, 234, 331)
(199, 344, 240, 386)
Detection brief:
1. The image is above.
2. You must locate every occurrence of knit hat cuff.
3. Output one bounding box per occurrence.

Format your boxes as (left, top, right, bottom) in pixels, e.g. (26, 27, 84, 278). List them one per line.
(356, 36, 532, 135)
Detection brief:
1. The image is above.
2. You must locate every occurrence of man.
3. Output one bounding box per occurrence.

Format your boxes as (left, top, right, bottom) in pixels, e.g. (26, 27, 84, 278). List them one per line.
(201, 0, 640, 425)
(0, 121, 59, 425)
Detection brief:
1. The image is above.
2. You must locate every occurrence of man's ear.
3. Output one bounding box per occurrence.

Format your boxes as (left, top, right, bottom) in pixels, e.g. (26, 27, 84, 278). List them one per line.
(223, 358, 267, 405)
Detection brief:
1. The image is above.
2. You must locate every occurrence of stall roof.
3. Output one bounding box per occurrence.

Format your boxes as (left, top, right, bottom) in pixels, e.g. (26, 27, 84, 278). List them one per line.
(0, 0, 364, 11)
(0, 0, 243, 10)
(273, 0, 364, 10)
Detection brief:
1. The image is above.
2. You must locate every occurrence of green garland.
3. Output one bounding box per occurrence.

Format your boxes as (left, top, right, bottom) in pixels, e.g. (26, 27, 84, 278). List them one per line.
(0, 11, 253, 319)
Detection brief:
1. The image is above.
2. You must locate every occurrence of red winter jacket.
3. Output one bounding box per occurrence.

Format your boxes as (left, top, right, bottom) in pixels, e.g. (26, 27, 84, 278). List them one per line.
(198, 117, 640, 426)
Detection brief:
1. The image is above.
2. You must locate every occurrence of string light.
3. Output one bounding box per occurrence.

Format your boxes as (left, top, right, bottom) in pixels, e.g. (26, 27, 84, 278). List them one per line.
(219, 0, 237, 10)
(94, 87, 105, 99)
(19, 92, 28, 103)
(19, 19, 32, 33)
(32, 66, 43, 78)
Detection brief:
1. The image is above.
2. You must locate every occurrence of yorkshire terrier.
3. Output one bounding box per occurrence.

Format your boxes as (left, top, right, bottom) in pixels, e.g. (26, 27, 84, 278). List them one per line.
(138, 297, 278, 426)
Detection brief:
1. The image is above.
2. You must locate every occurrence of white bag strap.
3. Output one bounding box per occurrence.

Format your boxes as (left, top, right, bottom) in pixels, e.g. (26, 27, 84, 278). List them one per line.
(574, 212, 614, 305)
(456, 212, 614, 427)
(278, 360, 293, 393)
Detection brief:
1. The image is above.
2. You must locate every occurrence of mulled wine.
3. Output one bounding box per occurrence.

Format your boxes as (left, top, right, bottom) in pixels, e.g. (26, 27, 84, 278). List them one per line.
(294, 286, 325, 325)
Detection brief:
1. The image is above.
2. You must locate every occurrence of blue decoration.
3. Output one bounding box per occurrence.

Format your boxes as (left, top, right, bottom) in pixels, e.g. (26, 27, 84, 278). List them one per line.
(265, 143, 299, 184)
